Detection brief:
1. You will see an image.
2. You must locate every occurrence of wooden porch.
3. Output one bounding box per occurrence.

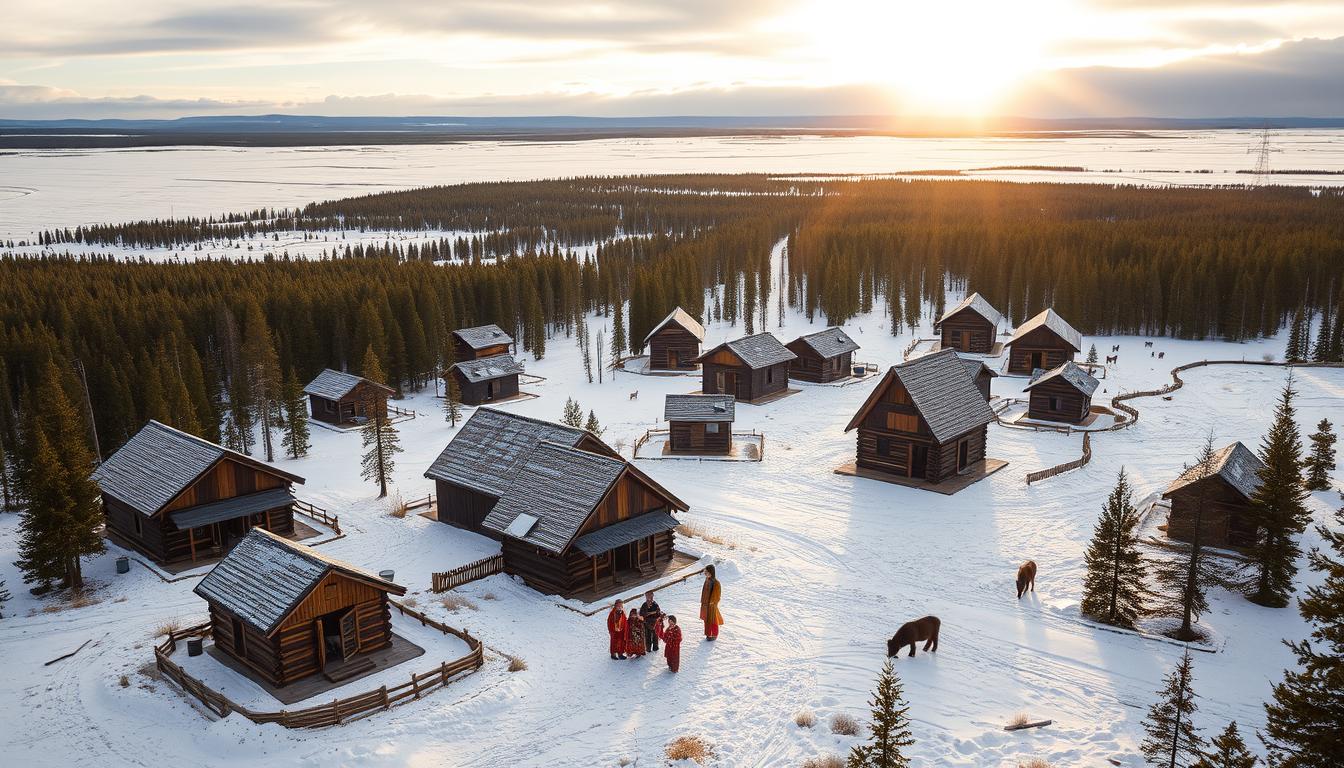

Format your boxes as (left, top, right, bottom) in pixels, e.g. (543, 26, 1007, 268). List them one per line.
(567, 549, 699, 604)
(834, 458, 1009, 495)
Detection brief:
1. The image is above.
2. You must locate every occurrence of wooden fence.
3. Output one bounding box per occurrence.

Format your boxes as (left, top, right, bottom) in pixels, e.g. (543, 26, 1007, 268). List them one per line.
(1026, 432, 1092, 484)
(431, 553, 506, 592)
(403, 493, 435, 513)
(388, 403, 417, 420)
(631, 428, 765, 461)
(154, 601, 484, 729)
(293, 499, 341, 535)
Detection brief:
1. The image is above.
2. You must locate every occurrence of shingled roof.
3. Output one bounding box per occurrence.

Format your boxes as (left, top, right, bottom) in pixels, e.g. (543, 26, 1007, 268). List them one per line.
(1006, 309, 1083, 352)
(844, 349, 996, 442)
(938, 292, 1003, 328)
(791, 327, 860, 359)
(454, 324, 514, 350)
(303, 368, 394, 401)
(92, 420, 303, 517)
(698, 332, 797, 369)
(1025, 361, 1099, 397)
(644, 307, 705, 344)
(664, 394, 735, 423)
(961, 358, 998, 380)
(423, 408, 601, 497)
(451, 353, 525, 383)
(194, 528, 403, 636)
(1163, 442, 1264, 501)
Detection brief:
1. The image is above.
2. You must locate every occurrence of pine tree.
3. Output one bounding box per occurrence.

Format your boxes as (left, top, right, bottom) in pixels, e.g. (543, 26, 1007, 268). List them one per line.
(359, 346, 402, 498)
(561, 397, 583, 428)
(1191, 722, 1257, 768)
(1303, 419, 1336, 492)
(846, 659, 913, 768)
(1141, 650, 1204, 768)
(1081, 468, 1150, 628)
(611, 302, 626, 360)
(1087, 344, 1099, 364)
(0, 577, 9, 618)
(1284, 308, 1306, 363)
(1310, 305, 1332, 362)
(584, 410, 604, 438)
(444, 372, 463, 427)
(1247, 374, 1311, 608)
(279, 368, 310, 460)
(1262, 494, 1344, 767)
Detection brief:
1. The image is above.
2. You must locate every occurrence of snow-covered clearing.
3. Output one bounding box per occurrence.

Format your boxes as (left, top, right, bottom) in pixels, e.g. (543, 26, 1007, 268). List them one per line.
(1, 293, 1339, 767)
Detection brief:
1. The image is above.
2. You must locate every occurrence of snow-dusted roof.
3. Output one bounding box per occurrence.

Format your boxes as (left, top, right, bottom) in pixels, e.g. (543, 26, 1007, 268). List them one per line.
(454, 324, 514, 350)
(423, 408, 594, 497)
(938, 292, 1003, 328)
(664, 394, 735, 423)
(1163, 442, 1264, 501)
(961, 358, 998, 379)
(194, 528, 403, 636)
(644, 307, 705, 344)
(481, 442, 628, 554)
(845, 349, 995, 442)
(1006, 309, 1083, 352)
(452, 353, 524, 384)
(1025, 361, 1099, 397)
(303, 368, 393, 401)
(699, 332, 797, 369)
(791, 327, 860, 359)
(170, 487, 296, 529)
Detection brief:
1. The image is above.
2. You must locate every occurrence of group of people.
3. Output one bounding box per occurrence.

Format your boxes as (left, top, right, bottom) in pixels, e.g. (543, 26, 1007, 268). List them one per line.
(605, 564, 724, 674)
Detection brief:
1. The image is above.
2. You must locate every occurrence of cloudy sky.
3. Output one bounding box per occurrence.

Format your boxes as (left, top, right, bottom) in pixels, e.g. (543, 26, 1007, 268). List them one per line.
(2, 0, 1342, 119)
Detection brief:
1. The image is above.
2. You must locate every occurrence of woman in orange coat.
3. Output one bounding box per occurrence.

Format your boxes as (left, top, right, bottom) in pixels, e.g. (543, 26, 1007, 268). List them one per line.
(700, 564, 723, 640)
(607, 599, 628, 659)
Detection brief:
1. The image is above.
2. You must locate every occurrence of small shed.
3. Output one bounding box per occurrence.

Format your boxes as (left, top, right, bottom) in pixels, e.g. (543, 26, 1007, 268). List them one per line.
(93, 420, 305, 564)
(304, 369, 395, 426)
(695, 332, 797, 403)
(644, 308, 705, 370)
(960, 358, 998, 401)
(936, 293, 1002, 354)
(1005, 309, 1082, 374)
(1024, 361, 1099, 423)
(786, 327, 861, 383)
(452, 324, 514, 361)
(1162, 442, 1264, 549)
(844, 349, 996, 483)
(664, 394, 735, 454)
(449, 353, 524, 405)
(194, 529, 405, 688)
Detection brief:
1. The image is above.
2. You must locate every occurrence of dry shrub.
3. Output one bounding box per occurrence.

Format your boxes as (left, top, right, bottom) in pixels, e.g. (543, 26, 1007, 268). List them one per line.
(481, 591, 498, 601)
(802, 756, 844, 768)
(1009, 711, 1031, 728)
(1019, 759, 1052, 768)
(118, 674, 130, 688)
(829, 713, 860, 736)
(507, 655, 528, 672)
(794, 710, 817, 728)
(440, 594, 478, 612)
(1262, 353, 1275, 363)
(388, 493, 409, 518)
(154, 619, 182, 637)
(676, 522, 736, 549)
(401, 596, 419, 608)
(665, 735, 713, 764)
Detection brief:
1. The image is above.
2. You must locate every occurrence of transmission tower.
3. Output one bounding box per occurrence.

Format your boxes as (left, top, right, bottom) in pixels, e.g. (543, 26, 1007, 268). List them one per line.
(1247, 126, 1275, 186)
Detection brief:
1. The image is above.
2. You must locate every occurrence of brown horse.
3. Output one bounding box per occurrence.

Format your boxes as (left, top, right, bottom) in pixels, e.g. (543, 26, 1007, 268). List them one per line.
(1016, 560, 1037, 599)
(887, 616, 940, 658)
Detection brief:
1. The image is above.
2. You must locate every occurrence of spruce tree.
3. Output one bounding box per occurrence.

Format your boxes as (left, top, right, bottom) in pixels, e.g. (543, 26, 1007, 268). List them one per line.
(0, 577, 9, 618)
(1141, 650, 1204, 768)
(1087, 344, 1099, 364)
(584, 410, 604, 438)
(611, 302, 626, 360)
(1302, 419, 1336, 492)
(846, 659, 913, 768)
(1191, 722, 1257, 768)
(1247, 375, 1311, 607)
(1284, 309, 1306, 363)
(1262, 494, 1344, 767)
(444, 372, 462, 427)
(561, 397, 583, 428)
(1154, 436, 1235, 641)
(279, 368, 310, 460)
(359, 346, 402, 498)
(1081, 468, 1149, 628)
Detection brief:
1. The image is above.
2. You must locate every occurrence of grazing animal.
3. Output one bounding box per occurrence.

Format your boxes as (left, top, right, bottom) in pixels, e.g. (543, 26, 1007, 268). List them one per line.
(629, 390, 638, 400)
(1144, 341, 1153, 348)
(1111, 345, 1120, 353)
(1158, 352, 1165, 359)
(1105, 355, 1118, 364)
(1016, 560, 1037, 599)
(887, 616, 941, 658)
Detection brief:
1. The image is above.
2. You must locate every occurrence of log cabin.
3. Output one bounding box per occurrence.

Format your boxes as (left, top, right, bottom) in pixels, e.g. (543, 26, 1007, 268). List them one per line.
(423, 408, 617, 534)
(936, 293, 1002, 354)
(93, 420, 305, 565)
(960, 358, 998, 401)
(644, 307, 705, 370)
(1023, 361, 1099, 424)
(452, 324, 514, 361)
(194, 528, 405, 688)
(786, 327, 861, 383)
(1004, 309, 1083, 375)
(695, 332, 797, 403)
(844, 349, 996, 484)
(1162, 442, 1264, 549)
(304, 369, 396, 426)
(479, 442, 688, 597)
(449, 353, 524, 405)
(664, 394, 735, 454)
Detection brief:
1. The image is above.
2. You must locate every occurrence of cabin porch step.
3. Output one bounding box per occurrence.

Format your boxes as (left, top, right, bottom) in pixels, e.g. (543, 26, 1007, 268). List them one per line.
(323, 656, 376, 683)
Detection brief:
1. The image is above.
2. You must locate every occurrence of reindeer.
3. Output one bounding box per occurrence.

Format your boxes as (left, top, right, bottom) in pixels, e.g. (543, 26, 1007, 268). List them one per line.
(887, 616, 940, 658)
(1111, 344, 1120, 353)
(629, 390, 639, 401)
(1105, 355, 1118, 364)
(1016, 560, 1037, 599)
(1158, 352, 1165, 359)
(1144, 341, 1154, 348)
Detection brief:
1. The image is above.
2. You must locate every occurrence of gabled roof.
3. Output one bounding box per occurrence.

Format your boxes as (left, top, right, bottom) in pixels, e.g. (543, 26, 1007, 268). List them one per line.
(303, 368, 394, 401)
(938, 292, 1003, 328)
(454, 324, 514, 350)
(961, 358, 998, 380)
(696, 332, 797, 369)
(1163, 441, 1264, 502)
(1025, 361, 1099, 397)
(644, 307, 705, 344)
(423, 408, 605, 497)
(790, 327, 860, 359)
(844, 349, 996, 442)
(1006, 309, 1083, 352)
(451, 353, 525, 383)
(664, 394, 735, 423)
(91, 420, 304, 517)
(194, 528, 404, 636)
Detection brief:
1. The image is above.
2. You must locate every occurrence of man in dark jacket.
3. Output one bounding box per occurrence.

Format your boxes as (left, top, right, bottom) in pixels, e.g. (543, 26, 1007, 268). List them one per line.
(639, 590, 662, 652)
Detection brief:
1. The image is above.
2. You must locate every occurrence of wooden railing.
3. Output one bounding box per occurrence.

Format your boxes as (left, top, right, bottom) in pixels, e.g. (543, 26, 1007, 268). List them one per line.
(388, 403, 417, 420)
(155, 603, 484, 729)
(431, 553, 506, 592)
(293, 499, 341, 535)
(403, 494, 435, 513)
(1026, 432, 1092, 484)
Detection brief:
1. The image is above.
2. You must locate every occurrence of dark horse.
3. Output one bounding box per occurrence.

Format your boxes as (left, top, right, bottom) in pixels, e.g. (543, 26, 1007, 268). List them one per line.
(1016, 560, 1037, 599)
(887, 616, 940, 658)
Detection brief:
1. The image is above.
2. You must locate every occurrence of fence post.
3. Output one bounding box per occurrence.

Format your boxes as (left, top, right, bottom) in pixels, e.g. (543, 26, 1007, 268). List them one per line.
(381, 685, 390, 710)
(411, 672, 421, 699)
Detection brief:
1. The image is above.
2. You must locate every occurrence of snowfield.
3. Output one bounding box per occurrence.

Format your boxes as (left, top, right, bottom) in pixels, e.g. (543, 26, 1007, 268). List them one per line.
(0, 296, 1339, 767)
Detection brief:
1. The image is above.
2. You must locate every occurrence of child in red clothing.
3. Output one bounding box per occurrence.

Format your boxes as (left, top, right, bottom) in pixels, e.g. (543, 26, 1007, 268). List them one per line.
(607, 599, 627, 660)
(626, 608, 646, 658)
(658, 615, 683, 672)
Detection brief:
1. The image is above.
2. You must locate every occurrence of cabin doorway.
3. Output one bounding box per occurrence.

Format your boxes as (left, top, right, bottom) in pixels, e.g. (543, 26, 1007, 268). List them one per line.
(668, 350, 679, 369)
(717, 371, 736, 396)
(957, 440, 970, 472)
(910, 445, 929, 479)
(1029, 351, 1045, 370)
(318, 607, 358, 667)
(486, 381, 496, 400)
(959, 330, 971, 350)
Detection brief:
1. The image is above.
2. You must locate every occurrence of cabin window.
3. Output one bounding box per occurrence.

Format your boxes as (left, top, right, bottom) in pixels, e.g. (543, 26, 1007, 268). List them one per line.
(324, 399, 337, 414)
(1049, 396, 1062, 411)
(766, 367, 775, 384)
(706, 423, 720, 434)
(876, 437, 891, 456)
(133, 513, 143, 537)
(886, 412, 919, 433)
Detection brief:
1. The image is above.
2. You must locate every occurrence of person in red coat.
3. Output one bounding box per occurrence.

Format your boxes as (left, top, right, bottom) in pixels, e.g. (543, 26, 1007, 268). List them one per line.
(658, 614, 683, 672)
(626, 608, 646, 658)
(607, 599, 627, 660)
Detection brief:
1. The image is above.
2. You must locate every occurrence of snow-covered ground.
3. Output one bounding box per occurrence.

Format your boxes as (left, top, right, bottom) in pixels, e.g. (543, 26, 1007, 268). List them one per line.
(1, 287, 1339, 766)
